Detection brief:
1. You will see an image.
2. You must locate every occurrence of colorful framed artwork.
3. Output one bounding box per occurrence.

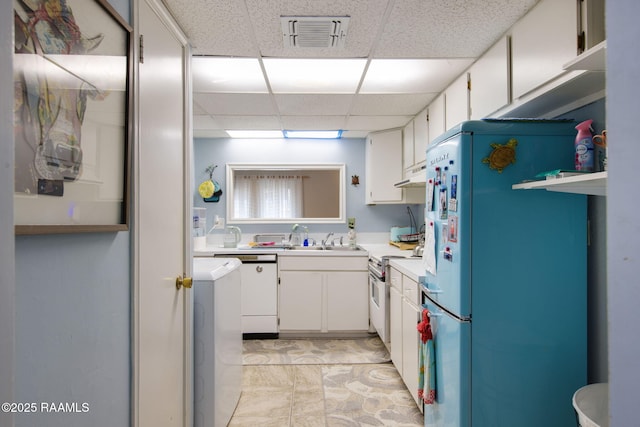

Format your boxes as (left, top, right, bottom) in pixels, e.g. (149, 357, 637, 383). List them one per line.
(13, 0, 132, 234)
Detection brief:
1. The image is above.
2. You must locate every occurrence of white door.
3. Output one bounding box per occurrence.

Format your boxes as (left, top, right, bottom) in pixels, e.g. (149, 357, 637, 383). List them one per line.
(134, 1, 191, 426)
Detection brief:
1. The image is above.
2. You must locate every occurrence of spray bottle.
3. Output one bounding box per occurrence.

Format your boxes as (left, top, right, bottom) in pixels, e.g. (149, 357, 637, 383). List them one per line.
(574, 119, 594, 171)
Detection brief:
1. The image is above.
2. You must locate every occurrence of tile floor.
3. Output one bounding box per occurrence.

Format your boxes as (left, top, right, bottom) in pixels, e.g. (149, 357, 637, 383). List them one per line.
(229, 338, 423, 426)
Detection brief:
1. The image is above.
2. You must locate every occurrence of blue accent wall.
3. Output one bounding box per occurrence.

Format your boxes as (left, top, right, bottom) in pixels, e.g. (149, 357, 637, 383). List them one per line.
(15, 233, 130, 427)
(193, 137, 424, 235)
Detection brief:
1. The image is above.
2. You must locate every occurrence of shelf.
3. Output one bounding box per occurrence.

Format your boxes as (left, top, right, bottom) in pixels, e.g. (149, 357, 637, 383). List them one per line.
(512, 171, 607, 196)
(564, 41, 607, 72)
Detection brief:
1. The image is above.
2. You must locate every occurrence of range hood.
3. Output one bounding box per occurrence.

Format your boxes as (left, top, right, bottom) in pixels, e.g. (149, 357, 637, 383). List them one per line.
(394, 165, 427, 188)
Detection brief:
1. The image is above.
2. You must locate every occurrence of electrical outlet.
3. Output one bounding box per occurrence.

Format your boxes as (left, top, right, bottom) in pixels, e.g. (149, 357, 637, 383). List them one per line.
(213, 216, 225, 228)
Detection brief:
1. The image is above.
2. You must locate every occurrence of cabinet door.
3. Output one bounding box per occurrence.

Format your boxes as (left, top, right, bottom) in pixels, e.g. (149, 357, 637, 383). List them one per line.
(511, 0, 577, 99)
(413, 108, 429, 165)
(469, 36, 510, 119)
(279, 271, 322, 331)
(403, 120, 415, 173)
(402, 299, 421, 407)
(390, 285, 403, 375)
(428, 94, 445, 146)
(327, 271, 369, 331)
(445, 72, 469, 131)
(366, 129, 403, 204)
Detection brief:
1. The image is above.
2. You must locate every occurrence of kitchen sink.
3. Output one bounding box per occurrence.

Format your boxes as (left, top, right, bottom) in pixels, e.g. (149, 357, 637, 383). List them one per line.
(287, 245, 363, 251)
(324, 246, 363, 251)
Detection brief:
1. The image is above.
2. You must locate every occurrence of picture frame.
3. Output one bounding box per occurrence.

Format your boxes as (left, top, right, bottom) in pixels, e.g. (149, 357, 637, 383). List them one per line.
(13, 0, 133, 235)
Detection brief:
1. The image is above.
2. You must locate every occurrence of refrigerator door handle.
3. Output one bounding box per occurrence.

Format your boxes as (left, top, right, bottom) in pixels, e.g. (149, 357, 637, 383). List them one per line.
(421, 283, 443, 294)
(421, 304, 443, 317)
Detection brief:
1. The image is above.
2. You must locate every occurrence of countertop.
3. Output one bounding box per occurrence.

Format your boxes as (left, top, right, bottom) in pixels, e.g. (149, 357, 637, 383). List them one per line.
(193, 242, 415, 259)
(388, 257, 426, 283)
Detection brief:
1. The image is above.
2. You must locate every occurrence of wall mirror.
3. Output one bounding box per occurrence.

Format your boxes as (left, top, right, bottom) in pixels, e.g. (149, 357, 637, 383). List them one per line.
(226, 163, 345, 224)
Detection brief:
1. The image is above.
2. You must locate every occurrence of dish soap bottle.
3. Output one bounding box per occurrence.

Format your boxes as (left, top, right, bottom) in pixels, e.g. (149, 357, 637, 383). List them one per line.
(575, 119, 594, 171)
(347, 217, 357, 248)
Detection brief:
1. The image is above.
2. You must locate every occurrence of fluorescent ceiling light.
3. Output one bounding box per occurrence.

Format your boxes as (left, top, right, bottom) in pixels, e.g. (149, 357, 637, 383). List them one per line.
(284, 130, 342, 139)
(360, 58, 473, 93)
(192, 57, 268, 93)
(225, 130, 284, 138)
(263, 58, 366, 93)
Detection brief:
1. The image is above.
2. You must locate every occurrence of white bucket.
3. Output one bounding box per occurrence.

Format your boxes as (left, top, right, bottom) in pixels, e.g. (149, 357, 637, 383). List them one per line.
(572, 383, 609, 427)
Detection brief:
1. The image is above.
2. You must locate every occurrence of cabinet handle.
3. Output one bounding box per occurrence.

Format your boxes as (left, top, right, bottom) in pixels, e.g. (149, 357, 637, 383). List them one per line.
(256, 265, 263, 273)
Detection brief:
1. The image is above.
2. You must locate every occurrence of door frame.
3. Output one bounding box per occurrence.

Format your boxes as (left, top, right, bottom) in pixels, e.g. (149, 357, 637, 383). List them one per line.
(1, 1, 15, 426)
(131, 0, 193, 426)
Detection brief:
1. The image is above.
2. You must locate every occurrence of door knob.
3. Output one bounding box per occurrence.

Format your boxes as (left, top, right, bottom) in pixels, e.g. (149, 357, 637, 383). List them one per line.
(176, 275, 192, 290)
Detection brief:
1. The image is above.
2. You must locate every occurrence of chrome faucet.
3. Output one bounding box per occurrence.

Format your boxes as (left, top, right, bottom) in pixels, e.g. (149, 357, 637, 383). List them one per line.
(322, 232, 334, 249)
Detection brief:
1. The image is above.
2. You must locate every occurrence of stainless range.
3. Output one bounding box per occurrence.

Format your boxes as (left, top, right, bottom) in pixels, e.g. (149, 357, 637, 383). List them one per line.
(368, 254, 406, 347)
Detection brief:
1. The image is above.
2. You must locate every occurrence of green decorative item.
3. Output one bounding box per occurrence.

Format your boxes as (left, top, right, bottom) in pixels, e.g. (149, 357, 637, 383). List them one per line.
(482, 138, 518, 173)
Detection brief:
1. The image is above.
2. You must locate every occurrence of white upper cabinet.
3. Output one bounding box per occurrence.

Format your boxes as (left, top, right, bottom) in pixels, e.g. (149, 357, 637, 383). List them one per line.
(366, 129, 404, 204)
(402, 120, 415, 174)
(445, 72, 470, 130)
(510, 0, 578, 100)
(469, 36, 510, 119)
(428, 94, 445, 146)
(413, 108, 429, 166)
(366, 128, 425, 204)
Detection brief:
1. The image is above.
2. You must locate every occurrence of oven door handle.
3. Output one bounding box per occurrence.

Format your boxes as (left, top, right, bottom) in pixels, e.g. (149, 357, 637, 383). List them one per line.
(369, 272, 384, 283)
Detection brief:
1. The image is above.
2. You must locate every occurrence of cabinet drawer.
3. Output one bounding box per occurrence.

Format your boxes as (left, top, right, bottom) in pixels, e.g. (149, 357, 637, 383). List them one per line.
(278, 255, 368, 271)
(402, 275, 420, 306)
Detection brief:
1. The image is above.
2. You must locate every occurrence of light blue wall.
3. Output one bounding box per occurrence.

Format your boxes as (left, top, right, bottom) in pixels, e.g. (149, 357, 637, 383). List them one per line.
(15, 233, 130, 427)
(13, 1, 131, 426)
(193, 137, 425, 236)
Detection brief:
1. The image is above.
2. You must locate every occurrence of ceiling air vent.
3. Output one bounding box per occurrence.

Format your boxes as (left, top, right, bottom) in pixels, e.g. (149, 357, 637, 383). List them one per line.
(281, 16, 350, 48)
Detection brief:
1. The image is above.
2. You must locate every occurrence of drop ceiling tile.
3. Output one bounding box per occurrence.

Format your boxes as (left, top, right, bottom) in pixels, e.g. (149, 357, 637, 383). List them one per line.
(193, 93, 277, 115)
(341, 130, 369, 138)
(281, 116, 346, 130)
(213, 116, 282, 130)
(346, 115, 413, 131)
(274, 94, 353, 115)
(375, 0, 539, 58)
(194, 129, 231, 138)
(165, 1, 256, 56)
(193, 114, 222, 129)
(193, 100, 207, 115)
(350, 93, 437, 116)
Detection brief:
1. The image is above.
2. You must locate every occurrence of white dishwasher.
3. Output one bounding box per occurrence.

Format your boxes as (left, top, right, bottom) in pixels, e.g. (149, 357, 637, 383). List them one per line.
(193, 257, 242, 427)
(215, 253, 279, 338)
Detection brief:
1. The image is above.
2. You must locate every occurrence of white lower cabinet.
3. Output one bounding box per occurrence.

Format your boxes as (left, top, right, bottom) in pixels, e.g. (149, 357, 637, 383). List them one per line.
(390, 282, 403, 373)
(278, 255, 368, 333)
(279, 271, 323, 331)
(389, 266, 423, 410)
(402, 290, 421, 408)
